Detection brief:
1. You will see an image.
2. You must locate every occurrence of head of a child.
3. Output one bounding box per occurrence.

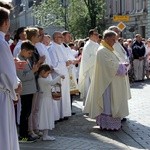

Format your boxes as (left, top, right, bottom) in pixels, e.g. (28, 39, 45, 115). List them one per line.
(20, 40, 35, 59)
(38, 64, 52, 78)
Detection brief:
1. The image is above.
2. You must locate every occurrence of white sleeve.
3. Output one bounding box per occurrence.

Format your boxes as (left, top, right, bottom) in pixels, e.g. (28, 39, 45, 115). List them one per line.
(35, 43, 46, 56)
(0, 41, 18, 89)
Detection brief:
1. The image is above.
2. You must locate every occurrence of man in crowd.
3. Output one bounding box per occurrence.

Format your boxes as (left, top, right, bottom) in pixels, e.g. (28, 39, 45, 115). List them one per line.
(61, 31, 79, 113)
(84, 30, 130, 130)
(109, 26, 131, 121)
(132, 34, 146, 81)
(78, 29, 99, 105)
(48, 31, 72, 120)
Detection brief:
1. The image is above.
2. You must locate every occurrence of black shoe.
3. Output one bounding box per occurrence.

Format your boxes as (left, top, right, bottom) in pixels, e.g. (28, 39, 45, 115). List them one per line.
(27, 136, 37, 142)
(56, 118, 64, 122)
(121, 118, 127, 122)
(71, 112, 76, 115)
(63, 117, 69, 120)
(19, 136, 36, 143)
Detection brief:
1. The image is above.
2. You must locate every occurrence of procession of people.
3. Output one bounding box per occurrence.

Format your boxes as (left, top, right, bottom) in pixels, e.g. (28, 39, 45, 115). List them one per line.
(1, 1, 150, 150)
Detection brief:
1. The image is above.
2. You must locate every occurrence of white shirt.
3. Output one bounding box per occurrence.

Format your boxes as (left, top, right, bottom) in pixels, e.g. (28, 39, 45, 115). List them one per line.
(13, 40, 22, 57)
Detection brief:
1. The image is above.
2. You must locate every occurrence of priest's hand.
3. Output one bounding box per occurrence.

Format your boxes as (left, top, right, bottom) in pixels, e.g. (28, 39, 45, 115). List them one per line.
(15, 82, 22, 95)
(66, 60, 72, 66)
(72, 59, 79, 65)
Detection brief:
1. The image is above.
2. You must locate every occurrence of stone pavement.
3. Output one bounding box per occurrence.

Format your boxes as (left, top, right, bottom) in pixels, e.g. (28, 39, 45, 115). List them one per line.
(20, 80, 150, 150)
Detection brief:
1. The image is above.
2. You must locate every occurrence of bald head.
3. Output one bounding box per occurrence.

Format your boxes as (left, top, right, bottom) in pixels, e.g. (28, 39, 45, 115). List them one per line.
(52, 31, 63, 44)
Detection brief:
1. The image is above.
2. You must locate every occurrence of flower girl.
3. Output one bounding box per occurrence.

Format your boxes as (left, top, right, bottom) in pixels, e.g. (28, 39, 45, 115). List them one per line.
(37, 64, 64, 141)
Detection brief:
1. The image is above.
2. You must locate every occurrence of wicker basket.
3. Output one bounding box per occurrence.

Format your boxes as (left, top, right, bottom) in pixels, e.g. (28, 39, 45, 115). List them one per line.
(52, 92, 61, 101)
(51, 84, 61, 101)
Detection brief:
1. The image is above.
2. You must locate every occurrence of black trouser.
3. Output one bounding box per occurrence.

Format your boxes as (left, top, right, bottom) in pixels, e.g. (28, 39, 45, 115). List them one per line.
(19, 94, 33, 138)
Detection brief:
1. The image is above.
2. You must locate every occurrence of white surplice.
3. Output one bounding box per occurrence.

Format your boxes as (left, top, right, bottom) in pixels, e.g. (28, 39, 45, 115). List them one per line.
(113, 42, 131, 100)
(78, 39, 99, 100)
(35, 42, 52, 66)
(48, 42, 71, 118)
(0, 31, 20, 150)
(61, 44, 78, 93)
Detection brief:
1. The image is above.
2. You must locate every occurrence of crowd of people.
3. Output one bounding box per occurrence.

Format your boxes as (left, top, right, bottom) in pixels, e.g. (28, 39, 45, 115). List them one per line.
(1, 1, 150, 150)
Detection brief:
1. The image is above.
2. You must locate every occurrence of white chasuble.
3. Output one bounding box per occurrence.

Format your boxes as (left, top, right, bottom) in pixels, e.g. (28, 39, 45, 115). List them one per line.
(84, 45, 129, 119)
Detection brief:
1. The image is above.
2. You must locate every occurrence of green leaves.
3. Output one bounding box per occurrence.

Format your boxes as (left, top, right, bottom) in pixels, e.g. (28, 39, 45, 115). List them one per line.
(32, 0, 106, 37)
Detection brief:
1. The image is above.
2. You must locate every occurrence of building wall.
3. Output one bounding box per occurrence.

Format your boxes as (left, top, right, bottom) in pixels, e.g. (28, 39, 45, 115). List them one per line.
(10, 0, 64, 35)
(105, 0, 148, 38)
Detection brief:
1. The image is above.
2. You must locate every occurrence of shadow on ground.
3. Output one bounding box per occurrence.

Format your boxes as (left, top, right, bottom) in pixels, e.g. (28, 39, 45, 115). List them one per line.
(48, 101, 148, 149)
(130, 79, 150, 89)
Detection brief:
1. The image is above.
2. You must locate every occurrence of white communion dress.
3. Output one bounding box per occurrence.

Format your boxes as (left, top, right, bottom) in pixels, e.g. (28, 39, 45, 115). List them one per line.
(38, 76, 61, 130)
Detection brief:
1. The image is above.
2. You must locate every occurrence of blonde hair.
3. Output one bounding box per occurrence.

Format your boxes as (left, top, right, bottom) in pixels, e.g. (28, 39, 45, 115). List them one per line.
(25, 27, 39, 41)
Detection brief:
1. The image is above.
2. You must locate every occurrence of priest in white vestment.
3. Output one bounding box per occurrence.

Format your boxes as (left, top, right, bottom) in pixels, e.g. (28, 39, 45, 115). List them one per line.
(61, 31, 79, 95)
(78, 29, 99, 104)
(84, 30, 130, 130)
(0, 7, 20, 150)
(48, 31, 71, 119)
(109, 26, 131, 100)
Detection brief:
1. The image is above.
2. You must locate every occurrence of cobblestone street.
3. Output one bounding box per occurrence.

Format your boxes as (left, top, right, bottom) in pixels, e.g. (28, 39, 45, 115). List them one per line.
(20, 80, 150, 150)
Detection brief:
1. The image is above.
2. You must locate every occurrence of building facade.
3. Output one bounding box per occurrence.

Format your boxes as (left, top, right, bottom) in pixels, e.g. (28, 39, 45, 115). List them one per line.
(10, 0, 41, 32)
(105, 0, 150, 38)
(10, 0, 150, 38)
(10, 0, 64, 35)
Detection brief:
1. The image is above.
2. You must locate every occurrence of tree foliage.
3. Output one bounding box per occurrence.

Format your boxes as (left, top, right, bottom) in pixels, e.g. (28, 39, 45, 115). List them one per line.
(33, 0, 106, 38)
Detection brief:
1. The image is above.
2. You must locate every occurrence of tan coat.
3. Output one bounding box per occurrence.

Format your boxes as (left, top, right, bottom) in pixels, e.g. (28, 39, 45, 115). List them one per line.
(83, 45, 130, 119)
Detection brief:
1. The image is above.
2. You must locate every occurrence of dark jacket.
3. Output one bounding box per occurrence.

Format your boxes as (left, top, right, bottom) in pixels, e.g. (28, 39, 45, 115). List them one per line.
(132, 41, 145, 59)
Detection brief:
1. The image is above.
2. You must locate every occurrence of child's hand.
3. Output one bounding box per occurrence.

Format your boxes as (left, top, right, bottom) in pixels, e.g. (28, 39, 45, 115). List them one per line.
(60, 75, 65, 79)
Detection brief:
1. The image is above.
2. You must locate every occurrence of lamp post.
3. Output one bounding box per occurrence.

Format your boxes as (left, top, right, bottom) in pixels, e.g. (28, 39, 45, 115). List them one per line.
(20, 0, 28, 26)
(61, 0, 68, 30)
(32, 1, 36, 25)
